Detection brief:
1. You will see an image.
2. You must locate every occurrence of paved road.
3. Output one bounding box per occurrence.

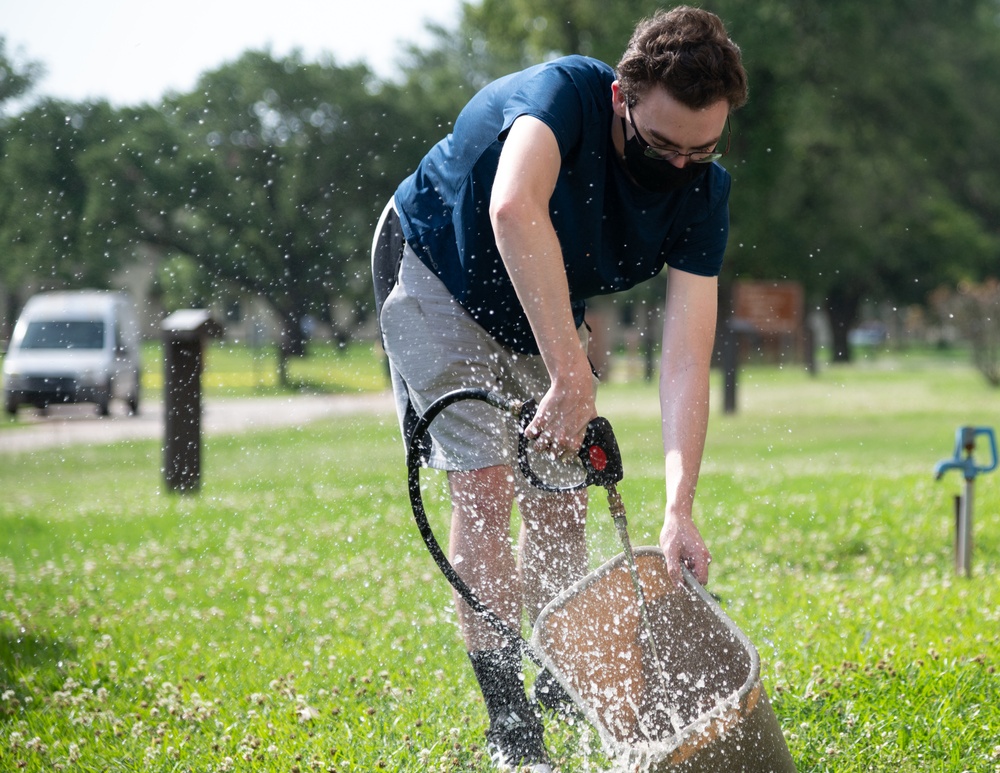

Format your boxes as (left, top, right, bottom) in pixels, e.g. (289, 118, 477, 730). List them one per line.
(0, 392, 395, 454)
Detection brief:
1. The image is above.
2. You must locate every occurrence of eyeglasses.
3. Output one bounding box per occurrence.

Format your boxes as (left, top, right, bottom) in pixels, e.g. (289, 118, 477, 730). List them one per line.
(626, 107, 731, 164)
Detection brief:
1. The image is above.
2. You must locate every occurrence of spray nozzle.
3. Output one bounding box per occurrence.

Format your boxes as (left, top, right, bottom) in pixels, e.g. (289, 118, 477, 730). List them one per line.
(516, 399, 624, 492)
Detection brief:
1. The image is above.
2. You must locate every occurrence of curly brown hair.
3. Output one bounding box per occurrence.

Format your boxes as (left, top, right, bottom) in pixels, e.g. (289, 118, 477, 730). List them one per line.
(616, 6, 748, 111)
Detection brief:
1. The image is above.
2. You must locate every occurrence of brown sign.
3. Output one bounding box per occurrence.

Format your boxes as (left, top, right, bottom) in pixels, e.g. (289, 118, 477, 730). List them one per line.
(731, 281, 803, 334)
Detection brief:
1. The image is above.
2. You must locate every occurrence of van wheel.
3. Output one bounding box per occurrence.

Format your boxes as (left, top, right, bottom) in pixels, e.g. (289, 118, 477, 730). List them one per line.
(97, 379, 113, 416)
(128, 387, 140, 416)
(4, 395, 16, 417)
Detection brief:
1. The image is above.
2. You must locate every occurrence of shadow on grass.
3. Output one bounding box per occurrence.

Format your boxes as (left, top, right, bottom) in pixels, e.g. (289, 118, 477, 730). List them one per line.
(0, 630, 77, 713)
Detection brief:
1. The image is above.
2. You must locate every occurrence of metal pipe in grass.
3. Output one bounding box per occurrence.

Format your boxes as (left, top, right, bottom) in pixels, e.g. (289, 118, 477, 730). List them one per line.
(934, 425, 998, 577)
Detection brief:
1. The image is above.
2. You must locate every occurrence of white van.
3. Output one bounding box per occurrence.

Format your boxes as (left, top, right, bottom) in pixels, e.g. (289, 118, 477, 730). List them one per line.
(2, 291, 141, 416)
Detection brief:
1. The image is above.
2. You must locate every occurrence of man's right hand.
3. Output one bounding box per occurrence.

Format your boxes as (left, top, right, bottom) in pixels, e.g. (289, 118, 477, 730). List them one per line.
(524, 369, 597, 456)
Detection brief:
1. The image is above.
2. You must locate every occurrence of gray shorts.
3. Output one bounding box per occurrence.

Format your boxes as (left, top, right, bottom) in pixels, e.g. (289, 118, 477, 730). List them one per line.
(379, 241, 590, 472)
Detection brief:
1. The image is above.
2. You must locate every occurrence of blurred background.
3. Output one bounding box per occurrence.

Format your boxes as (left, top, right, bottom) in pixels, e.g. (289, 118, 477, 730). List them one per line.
(1, 0, 998, 390)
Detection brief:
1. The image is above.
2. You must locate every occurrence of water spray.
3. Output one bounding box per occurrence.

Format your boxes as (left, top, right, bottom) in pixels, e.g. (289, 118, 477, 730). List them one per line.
(406, 388, 798, 771)
(516, 399, 669, 693)
(405, 387, 657, 666)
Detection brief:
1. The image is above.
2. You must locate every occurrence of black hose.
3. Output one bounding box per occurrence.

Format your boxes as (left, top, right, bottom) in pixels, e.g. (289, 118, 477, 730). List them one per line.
(406, 387, 625, 666)
(406, 387, 543, 664)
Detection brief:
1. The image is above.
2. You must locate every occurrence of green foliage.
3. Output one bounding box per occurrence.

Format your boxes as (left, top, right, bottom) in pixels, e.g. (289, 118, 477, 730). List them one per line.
(160, 54, 399, 333)
(3, 1, 1000, 365)
(0, 39, 42, 108)
(1, 358, 999, 771)
(0, 100, 113, 289)
(461, 0, 669, 75)
(122, 52, 436, 350)
(712, 0, 1000, 357)
(0, 47, 443, 358)
(154, 253, 211, 310)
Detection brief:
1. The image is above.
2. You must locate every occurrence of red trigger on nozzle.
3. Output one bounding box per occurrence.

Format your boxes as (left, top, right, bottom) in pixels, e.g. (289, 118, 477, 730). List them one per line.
(589, 445, 608, 471)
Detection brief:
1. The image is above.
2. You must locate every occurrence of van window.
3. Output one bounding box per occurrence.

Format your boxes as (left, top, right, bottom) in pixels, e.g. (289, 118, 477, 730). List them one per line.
(21, 320, 106, 350)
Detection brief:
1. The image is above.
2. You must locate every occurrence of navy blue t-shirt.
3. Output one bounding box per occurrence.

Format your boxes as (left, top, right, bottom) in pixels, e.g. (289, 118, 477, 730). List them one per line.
(394, 55, 731, 354)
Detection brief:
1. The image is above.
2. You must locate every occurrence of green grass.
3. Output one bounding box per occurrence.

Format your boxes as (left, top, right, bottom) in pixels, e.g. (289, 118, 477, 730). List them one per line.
(140, 340, 390, 396)
(2, 353, 999, 771)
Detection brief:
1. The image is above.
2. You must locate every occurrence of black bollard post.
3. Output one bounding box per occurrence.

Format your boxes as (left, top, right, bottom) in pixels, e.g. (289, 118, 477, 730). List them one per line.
(161, 310, 223, 494)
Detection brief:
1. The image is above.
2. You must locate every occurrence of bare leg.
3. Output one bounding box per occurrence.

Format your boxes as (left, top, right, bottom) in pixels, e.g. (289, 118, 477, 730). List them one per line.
(448, 465, 521, 651)
(518, 485, 588, 625)
(448, 463, 589, 637)
(451, 464, 582, 752)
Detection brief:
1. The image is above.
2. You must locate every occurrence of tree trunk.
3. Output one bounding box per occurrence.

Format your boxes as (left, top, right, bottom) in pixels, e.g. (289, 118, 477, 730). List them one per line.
(276, 311, 306, 388)
(824, 286, 862, 363)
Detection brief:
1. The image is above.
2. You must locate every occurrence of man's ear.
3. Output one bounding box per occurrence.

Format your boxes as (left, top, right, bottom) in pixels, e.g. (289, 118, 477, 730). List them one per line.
(611, 81, 628, 118)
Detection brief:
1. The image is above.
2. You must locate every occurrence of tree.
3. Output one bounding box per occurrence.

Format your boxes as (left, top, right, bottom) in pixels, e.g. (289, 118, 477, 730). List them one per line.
(7, 2, 1000, 371)
(0, 100, 121, 291)
(0, 37, 47, 323)
(0, 38, 42, 110)
(0, 43, 448, 382)
(395, 0, 667, 125)
(707, 0, 1000, 359)
(71, 51, 437, 382)
(156, 51, 435, 377)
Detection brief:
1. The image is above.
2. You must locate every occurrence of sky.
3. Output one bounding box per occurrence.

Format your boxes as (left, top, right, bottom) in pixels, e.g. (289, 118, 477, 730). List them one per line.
(0, 0, 462, 106)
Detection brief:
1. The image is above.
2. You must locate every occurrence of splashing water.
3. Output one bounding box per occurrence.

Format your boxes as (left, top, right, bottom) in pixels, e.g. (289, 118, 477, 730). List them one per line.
(531, 548, 798, 772)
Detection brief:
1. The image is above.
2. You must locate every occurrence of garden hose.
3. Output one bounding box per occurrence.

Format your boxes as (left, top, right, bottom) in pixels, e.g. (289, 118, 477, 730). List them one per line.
(405, 387, 628, 665)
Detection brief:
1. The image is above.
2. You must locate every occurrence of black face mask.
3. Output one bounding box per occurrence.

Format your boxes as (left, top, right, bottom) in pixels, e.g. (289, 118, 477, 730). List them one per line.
(620, 117, 709, 193)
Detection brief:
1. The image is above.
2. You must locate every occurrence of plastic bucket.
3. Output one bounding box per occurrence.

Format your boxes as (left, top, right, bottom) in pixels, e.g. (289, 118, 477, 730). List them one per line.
(531, 547, 797, 772)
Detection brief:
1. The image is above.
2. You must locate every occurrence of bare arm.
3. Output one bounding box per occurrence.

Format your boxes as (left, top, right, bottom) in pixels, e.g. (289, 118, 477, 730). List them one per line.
(658, 267, 718, 586)
(489, 115, 597, 450)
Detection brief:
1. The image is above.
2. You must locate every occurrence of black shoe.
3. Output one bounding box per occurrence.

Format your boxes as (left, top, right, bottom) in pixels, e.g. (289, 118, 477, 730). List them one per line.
(531, 669, 582, 722)
(485, 709, 552, 772)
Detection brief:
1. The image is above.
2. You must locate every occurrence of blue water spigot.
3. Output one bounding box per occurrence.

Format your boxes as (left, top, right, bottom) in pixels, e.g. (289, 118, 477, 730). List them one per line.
(934, 426, 998, 482)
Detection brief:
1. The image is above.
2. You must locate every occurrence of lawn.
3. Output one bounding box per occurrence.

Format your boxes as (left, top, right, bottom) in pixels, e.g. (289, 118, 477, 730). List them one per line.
(1, 351, 999, 772)
(140, 340, 390, 396)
